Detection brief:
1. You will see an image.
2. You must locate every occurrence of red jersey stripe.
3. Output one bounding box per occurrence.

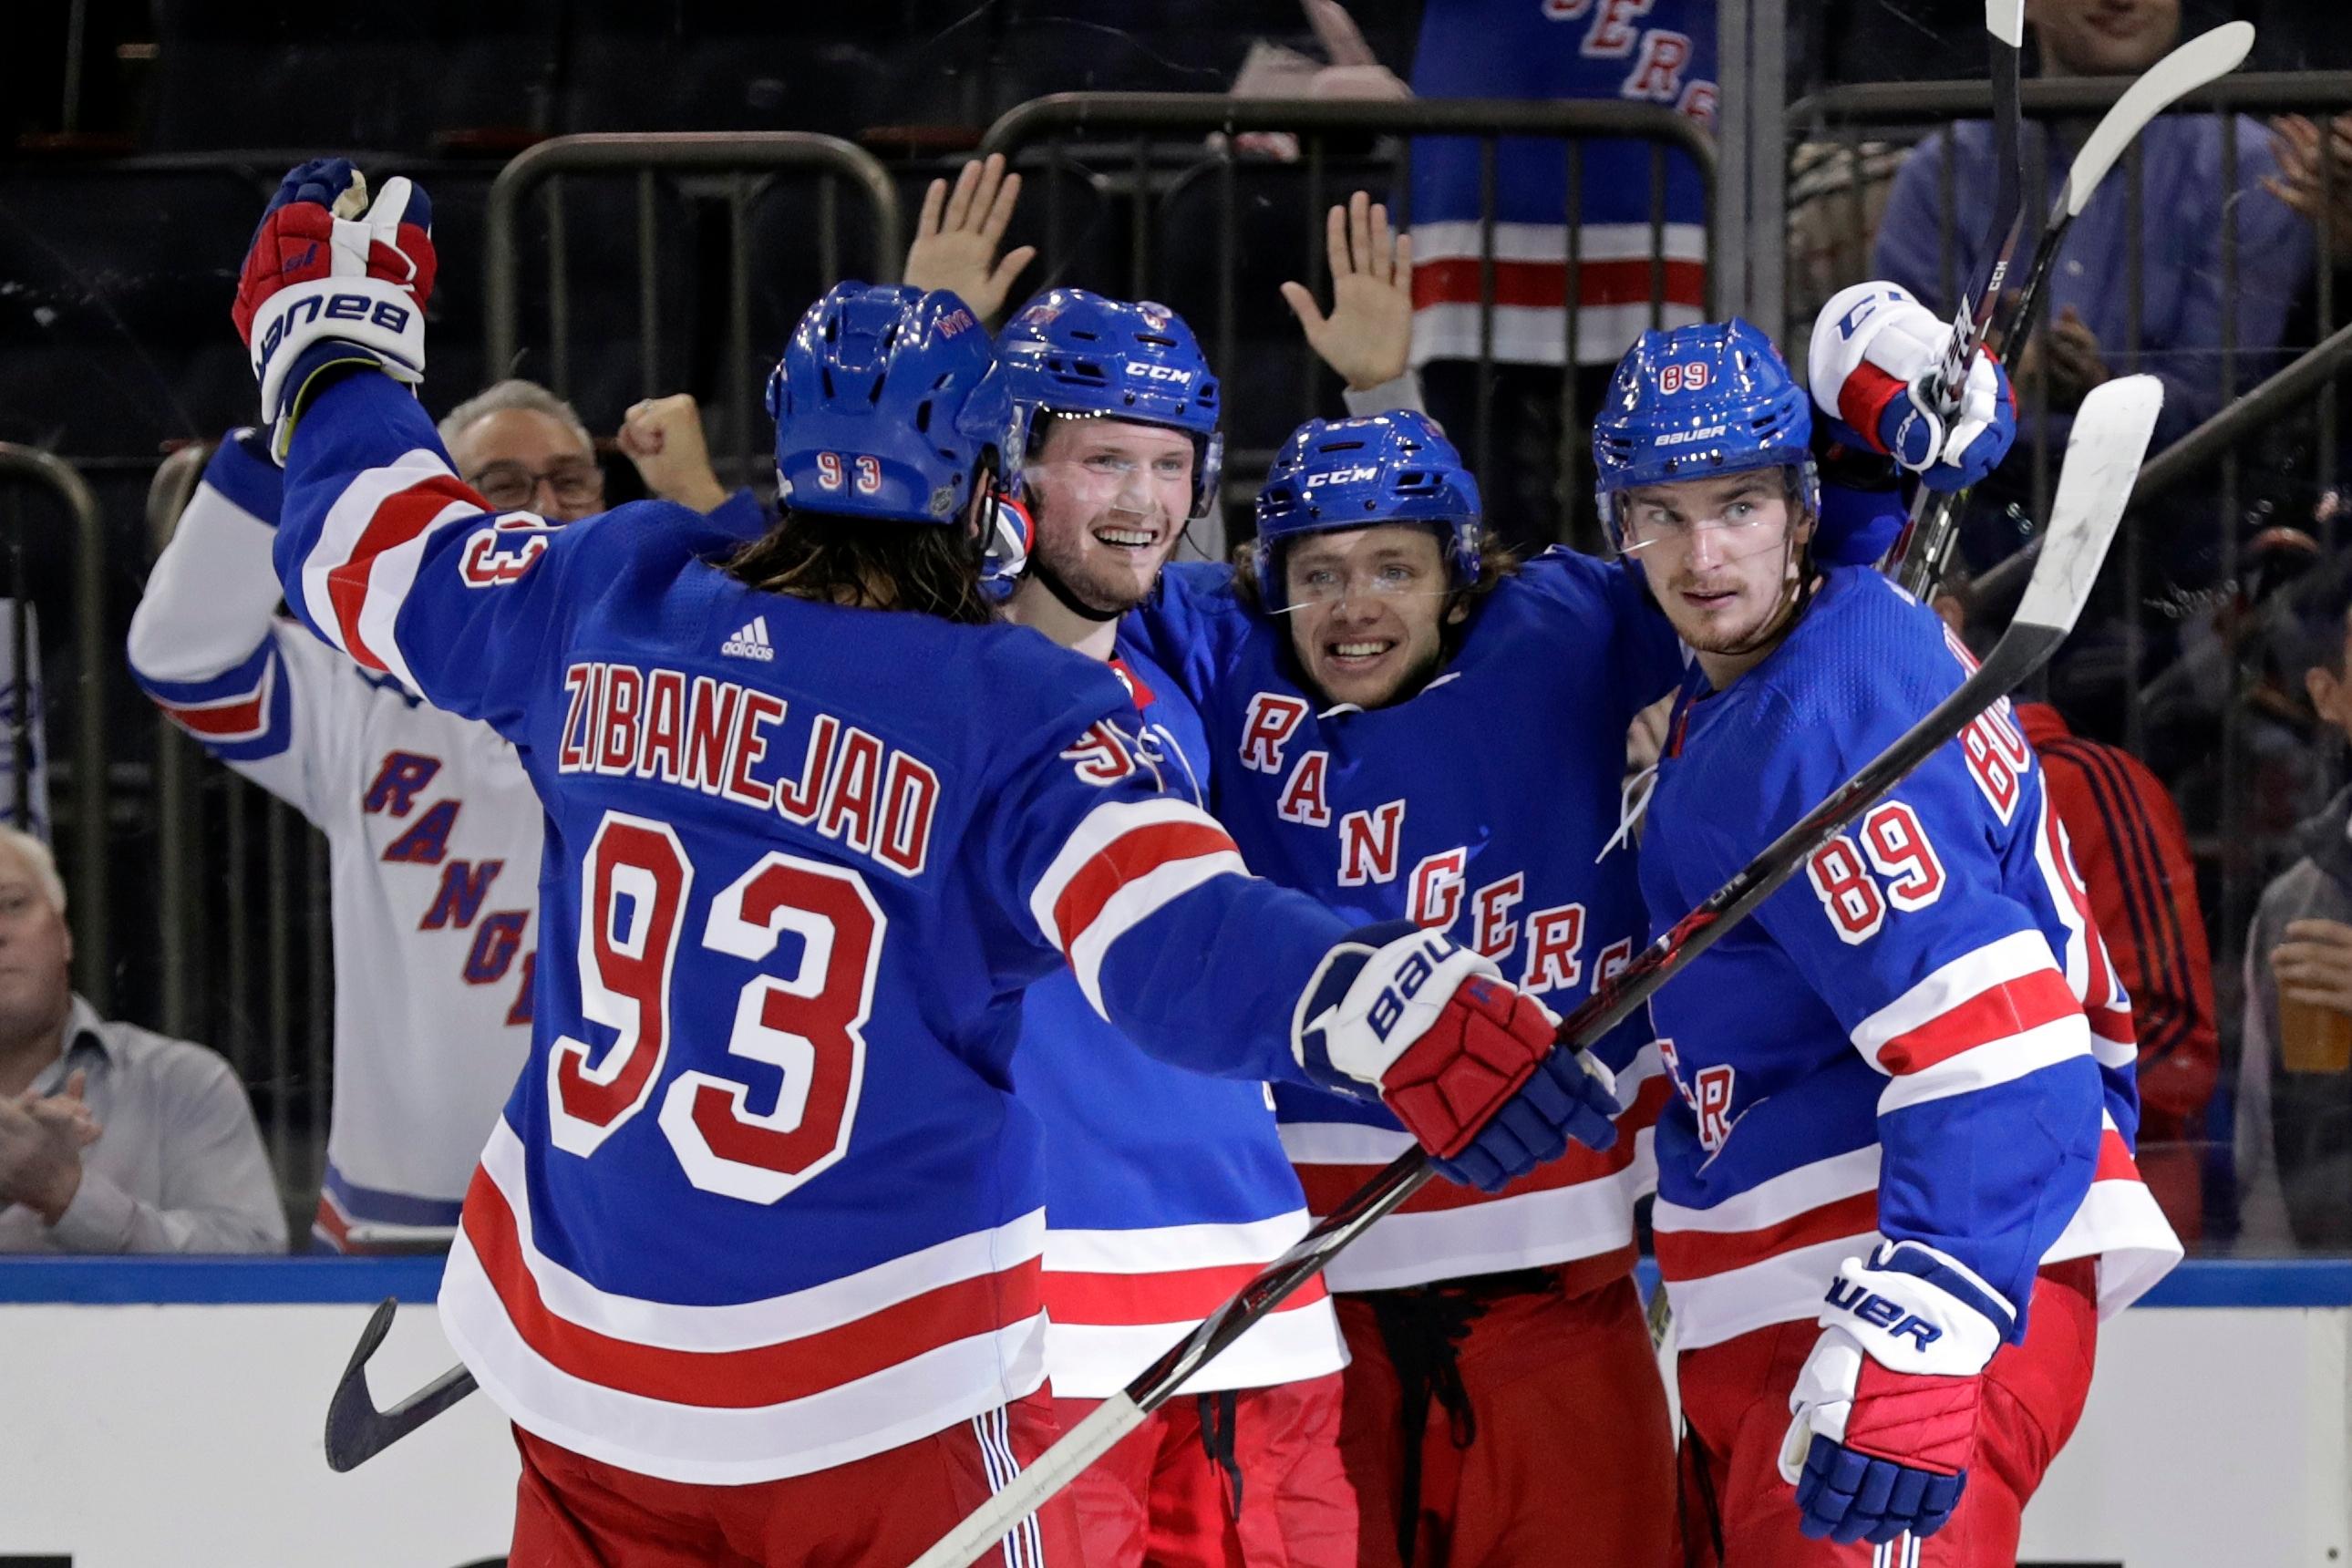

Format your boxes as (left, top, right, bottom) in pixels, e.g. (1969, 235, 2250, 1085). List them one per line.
(161, 688, 268, 738)
(1654, 1190, 1882, 1281)
(326, 474, 483, 673)
(462, 1166, 1043, 1409)
(1877, 968, 2081, 1075)
(1043, 1264, 1327, 1327)
(1411, 256, 1709, 313)
(1050, 819, 1239, 955)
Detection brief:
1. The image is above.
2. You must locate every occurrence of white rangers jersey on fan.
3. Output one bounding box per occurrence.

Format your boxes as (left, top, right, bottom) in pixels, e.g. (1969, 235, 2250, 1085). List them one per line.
(127, 432, 760, 1251)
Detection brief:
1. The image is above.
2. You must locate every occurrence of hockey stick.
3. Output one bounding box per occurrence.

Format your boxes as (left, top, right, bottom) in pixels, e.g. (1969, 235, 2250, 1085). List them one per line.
(1877, 0, 2027, 592)
(324, 1296, 477, 1471)
(909, 375, 2167, 1568)
(1886, 19, 2254, 600)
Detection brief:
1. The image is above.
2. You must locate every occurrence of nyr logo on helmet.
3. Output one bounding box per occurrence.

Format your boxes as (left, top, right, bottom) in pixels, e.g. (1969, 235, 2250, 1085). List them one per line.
(935, 307, 978, 339)
(1305, 465, 1381, 488)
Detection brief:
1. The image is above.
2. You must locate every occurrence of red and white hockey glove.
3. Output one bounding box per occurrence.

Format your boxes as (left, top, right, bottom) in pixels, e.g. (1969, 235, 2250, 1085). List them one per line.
(232, 158, 436, 456)
(1293, 921, 1620, 1191)
(1779, 1243, 2007, 1545)
(1810, 281, 2017, 494)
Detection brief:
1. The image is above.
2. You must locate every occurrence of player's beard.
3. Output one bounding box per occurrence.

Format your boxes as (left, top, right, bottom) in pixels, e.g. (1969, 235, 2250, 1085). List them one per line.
(1034, 502, 1183, 617)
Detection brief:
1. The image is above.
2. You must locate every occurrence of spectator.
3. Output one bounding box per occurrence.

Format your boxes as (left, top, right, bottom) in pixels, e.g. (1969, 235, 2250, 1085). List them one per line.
(0, 827, 283, 1253)
(129, 385, 748, 1251)
(2238, 558, 2352, 1251)
(1872, 0, 2312, 461)
(1402, 0, 1717, 552)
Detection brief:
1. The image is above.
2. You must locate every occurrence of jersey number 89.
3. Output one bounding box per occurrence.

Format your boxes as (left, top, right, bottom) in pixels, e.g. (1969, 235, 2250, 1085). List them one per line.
(544, 810, 881, 1203)
(1805, 801, 1946, 944)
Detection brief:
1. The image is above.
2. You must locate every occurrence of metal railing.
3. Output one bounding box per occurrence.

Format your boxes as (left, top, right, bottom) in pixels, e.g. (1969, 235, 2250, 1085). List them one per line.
(978, 94, 1717, 551)
(484, 132, 904, 490)
(0, 445, 108, 1008)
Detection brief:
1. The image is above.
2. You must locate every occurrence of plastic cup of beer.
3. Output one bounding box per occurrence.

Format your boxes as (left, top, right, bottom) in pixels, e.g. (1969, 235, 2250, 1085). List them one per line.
(2279, 995, 2352, 1075)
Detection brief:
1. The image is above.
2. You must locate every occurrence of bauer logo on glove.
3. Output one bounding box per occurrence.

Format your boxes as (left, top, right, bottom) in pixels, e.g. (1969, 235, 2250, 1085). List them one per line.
(232, 157, 438, 458)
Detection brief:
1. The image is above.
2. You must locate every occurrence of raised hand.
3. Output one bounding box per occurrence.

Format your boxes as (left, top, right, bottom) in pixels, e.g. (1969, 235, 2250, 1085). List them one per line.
(1282, 191, 1415, 393)
(232, 158, 437, 456)
(619, 394, 729, 513)
(903, 154, 1037, 325)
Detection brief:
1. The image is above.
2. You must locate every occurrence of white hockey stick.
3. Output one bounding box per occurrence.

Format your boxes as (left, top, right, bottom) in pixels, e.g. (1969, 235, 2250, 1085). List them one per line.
(1887, 20, 2254, 598)
(907, 376, 2167, 1568)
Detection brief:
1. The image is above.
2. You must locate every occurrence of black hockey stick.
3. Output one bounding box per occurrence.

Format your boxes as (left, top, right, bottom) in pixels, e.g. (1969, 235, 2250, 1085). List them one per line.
(324, 1295, 478, 1472)
(1886, 19, 2254, 600)
(909, 374, 2166, 1568)
(1877, 0, 2027, 592)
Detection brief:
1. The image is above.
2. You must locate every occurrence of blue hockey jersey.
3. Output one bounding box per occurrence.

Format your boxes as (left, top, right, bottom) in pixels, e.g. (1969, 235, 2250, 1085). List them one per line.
(1639, 569, 2180, 1353)
(1137, 552, 1680, 1289)
(1018, 636, 1346, 1399)
(1408, 0, 1717, 367)
(270, 369, 1362, 1485)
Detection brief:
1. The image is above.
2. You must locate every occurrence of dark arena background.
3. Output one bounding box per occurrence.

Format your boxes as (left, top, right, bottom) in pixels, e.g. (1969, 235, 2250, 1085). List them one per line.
(0, 3, 2347, 1563)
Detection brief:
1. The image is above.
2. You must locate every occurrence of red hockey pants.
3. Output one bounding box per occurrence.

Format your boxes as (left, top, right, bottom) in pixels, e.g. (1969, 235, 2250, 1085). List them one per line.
(1336, 1255, 1676, 1568)
(1047, 1370, 1356, 1568)
(506, 1394, 1081, 1567)
(1672, 1258, 2099, 1567)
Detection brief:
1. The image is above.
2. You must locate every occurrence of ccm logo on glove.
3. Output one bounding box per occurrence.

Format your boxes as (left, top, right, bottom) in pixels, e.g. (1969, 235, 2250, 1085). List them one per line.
(1824, 1278, 1943, 1352)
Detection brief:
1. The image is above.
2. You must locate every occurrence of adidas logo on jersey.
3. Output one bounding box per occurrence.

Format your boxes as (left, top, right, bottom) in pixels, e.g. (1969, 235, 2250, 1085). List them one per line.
(721, 616, 775, 662)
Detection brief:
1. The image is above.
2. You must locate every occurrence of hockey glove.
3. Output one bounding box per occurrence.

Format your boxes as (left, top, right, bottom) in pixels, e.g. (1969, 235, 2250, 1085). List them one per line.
(1779, 1243, 2008, 1545)
(232, 158, 436, 457)
(1810, 281, 2017, 494)
(1293, 920, 1620, 1191)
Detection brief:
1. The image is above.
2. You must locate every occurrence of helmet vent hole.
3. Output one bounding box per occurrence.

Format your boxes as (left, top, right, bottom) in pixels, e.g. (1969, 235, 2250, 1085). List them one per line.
(1136, 334, 1177, 348)
(1069, 329, 1099, 342)
(915, 401, 934, 434)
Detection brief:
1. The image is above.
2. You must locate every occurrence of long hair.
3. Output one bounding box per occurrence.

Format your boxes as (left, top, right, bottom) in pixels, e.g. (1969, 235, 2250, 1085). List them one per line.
(726, 511, 997, 626)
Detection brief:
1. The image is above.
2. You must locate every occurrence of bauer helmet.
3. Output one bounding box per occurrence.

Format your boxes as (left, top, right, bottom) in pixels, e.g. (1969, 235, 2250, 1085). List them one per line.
(1591, 318, 1818, 552)
(998, 288, 1223, 519)
(1252, 411, 1481, 612)
(768, 283, 1024, 529)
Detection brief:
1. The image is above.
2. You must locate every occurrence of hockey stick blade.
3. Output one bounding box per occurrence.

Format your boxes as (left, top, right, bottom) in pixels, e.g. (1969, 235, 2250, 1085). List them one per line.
(1994, 21, 2254, 354)
(905, 378, 2163, 1568)
(323, 1296, 480, 1473)
(1893, 20, 2247, 597)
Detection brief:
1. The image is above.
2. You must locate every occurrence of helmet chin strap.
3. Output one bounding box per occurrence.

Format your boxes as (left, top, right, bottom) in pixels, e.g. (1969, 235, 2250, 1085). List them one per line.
(1031, 554, 1124, 624)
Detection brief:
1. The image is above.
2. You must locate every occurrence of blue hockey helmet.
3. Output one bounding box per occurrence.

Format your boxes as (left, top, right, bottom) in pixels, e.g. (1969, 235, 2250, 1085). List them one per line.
(998, 288, 1223, 518)
(1251, 411, 1481, 611)
(1591, 318, 1819, 550)
(768, 282, 1023, 527)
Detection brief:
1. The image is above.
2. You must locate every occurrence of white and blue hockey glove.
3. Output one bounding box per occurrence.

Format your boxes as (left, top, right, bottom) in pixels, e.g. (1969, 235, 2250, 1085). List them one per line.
(232, 158, 437, 458)
(1293, 921, 1620, 1191)
(1810, 281, 2017, 494)
(1779, 1243, 2006, 1545)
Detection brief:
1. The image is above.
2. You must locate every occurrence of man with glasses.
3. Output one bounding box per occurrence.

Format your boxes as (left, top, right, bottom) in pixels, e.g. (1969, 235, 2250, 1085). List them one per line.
(128, 386, 753, 1251)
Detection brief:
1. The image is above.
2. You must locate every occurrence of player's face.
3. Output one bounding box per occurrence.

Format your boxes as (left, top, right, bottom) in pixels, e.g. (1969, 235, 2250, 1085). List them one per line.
(1621, 469, 1811, 661)
(1024, 418, 1198, 614)
(0, 843, 69, 1034)
(2027, 0, 2179, 77)
(1281, 524, 1461, 710)
(449, 408, 606, 521)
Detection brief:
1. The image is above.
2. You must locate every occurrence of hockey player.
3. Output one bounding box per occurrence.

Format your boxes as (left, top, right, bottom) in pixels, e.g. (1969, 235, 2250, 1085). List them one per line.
(986, 288, 1363, 1568)
(127, 392, 749, 1252)
(1137, 410, 1681, 1568)
(232, 158, 1619, 1563)
(1598, 286, 2181, 1562)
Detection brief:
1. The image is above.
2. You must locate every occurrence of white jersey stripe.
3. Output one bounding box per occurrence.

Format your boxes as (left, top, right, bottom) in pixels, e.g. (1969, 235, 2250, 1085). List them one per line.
(1408, 219, 1708, 264)
(1874, 1016, 2092, 1114)
(1068, 851, 1250, 1016)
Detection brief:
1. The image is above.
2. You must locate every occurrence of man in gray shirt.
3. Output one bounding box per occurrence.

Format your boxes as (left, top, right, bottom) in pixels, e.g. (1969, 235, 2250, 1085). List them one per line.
(0, 827, 284, 1253)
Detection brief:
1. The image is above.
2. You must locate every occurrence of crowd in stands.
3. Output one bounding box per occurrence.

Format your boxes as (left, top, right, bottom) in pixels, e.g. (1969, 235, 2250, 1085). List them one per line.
(4, 0, 2352, 1264)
